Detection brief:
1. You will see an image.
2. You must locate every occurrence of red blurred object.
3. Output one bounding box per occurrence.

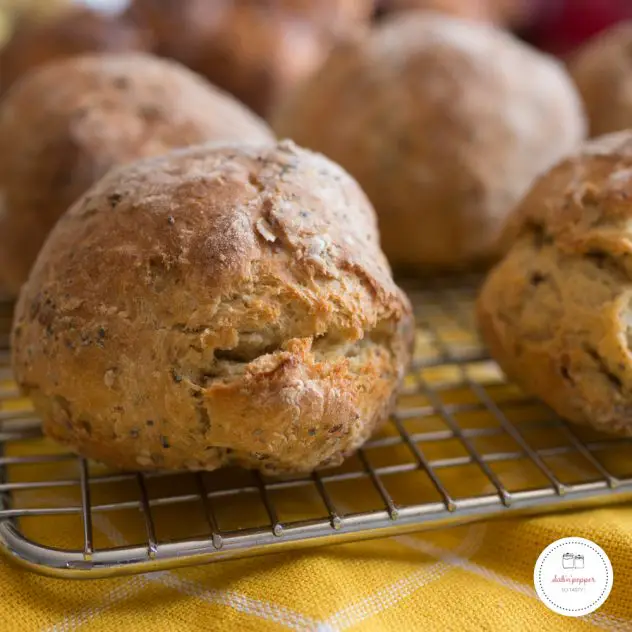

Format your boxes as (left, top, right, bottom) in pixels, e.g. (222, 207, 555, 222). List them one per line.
(526, 0, 632, 56)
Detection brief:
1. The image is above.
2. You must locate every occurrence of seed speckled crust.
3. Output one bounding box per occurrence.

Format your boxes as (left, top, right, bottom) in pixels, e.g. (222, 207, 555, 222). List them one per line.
(11, 140, 413, 474)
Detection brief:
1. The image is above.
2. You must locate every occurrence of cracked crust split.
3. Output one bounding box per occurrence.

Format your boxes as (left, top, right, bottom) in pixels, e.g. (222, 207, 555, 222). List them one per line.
(11, 139, 413, 474)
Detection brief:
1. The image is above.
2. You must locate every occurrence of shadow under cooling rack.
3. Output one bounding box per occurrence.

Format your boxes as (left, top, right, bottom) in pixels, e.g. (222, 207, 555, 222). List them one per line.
(1, 281, 632, 578)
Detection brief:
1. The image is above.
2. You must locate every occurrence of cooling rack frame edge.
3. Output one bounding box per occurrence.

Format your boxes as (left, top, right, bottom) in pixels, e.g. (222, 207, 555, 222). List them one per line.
(2, 487, 632, 579)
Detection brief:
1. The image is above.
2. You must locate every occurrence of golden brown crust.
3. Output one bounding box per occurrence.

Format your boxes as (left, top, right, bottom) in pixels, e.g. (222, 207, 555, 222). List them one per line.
(478, 131, 632, 434)
(0, 53, 274, 297)
(129, 0, 373, 117)
(11, 140, 413, 473)
(273, 12, 586, 271)
(569, 22, 632, 138)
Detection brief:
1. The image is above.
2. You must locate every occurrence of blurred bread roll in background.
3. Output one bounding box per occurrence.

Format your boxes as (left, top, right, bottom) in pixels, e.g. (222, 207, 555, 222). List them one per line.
(273, 13, 586, 272)
(128, 0, 373, 117)
(569, 22, 632, 137)
(0, 0, 71, 28)
(0, 53, 274, 296)
(374, 0, 531, 27)
(0, 6, 148, 94)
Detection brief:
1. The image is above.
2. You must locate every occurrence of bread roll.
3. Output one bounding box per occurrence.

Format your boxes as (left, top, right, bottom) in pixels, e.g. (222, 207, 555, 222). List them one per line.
(569, 22, 632, 137)
(477, 131, 632, 435)
(273, 13, 586, 272)
(129, 0, 373, 117)
(0, 8, 148, 95)
(0, 53, 274, 297)
(375, 0, 529, 25)
(11, 140, 413, 474)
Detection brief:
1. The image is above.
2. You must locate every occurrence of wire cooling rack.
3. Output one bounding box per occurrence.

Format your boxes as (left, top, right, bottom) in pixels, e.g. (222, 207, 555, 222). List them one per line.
(1, 280, 632, 579)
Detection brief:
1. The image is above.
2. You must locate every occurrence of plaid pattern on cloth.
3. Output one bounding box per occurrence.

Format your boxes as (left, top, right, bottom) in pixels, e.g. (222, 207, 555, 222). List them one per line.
(1, 494, 632, 631)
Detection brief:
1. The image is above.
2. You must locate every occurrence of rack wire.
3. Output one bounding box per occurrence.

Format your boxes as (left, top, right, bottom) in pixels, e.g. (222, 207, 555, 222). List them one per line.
(1, 280, 632, 579)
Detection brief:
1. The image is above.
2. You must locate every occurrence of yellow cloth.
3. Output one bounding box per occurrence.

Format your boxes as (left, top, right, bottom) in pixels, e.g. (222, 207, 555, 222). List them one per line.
(2, 490, 632, 631)
(2, 384, 632, 631)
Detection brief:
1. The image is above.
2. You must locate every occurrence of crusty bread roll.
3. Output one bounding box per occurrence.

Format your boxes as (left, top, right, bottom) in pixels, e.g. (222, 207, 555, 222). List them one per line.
(477, 131, 632, 436)
(0, 8, 148, 95)
(11, 140, 413, 474)
(273, 12, 586, 272)
(129, 0, 373, 117)
(569, 22, 632, 137)
(0, 53, 274, 297)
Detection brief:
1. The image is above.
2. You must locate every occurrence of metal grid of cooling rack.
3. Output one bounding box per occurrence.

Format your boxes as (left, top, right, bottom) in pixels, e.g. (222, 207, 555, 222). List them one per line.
(1, 281, 632, 579)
